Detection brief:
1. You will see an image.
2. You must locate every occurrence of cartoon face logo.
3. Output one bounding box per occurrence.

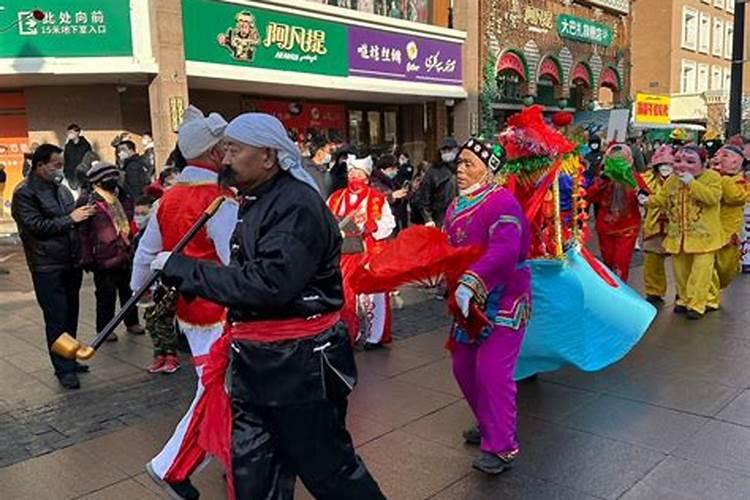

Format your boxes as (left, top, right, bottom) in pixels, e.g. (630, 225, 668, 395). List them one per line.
(217, 11, 261, 62)
(406, 41, 418, 61)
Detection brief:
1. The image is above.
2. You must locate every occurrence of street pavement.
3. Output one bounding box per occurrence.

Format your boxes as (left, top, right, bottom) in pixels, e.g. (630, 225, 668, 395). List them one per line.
(1, 239, 750, 499)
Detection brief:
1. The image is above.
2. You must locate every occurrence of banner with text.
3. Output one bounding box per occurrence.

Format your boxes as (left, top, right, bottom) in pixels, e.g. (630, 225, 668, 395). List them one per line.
(634, 93, 671, 125)
(0, 0, 133, 58)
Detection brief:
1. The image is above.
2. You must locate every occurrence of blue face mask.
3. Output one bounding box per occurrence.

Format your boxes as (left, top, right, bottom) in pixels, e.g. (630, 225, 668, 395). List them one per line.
(385, 170, 398, 179)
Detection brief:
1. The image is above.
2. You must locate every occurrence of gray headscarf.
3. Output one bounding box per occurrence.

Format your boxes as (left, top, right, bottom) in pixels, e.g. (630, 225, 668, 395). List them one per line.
(224, 113, 320, 194)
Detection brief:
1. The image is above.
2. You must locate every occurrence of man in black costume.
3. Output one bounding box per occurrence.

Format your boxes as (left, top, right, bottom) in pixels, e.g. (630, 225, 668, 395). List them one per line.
(151, 112, 384, 500)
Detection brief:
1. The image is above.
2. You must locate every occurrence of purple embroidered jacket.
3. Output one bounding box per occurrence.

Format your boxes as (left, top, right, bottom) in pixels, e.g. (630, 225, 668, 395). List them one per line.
(445, 183, 532, 340)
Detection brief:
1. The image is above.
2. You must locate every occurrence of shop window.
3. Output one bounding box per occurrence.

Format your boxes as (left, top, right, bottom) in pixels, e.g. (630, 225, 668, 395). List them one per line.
(497, 70, 523, 102)
(713, 18, 724, 56)
(368, 111, 382, 146)
(699, 13, 711, 54)
(349, 110, 364, 145)
(536, 80, 558, 107)
(680, 59, 697, 93)
(698, 63, 709, 92)
(682, 7, 698, 51)
(384, 111, 398, 145)
(712, 65, 723, 90)
(321, 0, 431, 24)
(569, 85, 587, 111)
(724, 24, 733, 60)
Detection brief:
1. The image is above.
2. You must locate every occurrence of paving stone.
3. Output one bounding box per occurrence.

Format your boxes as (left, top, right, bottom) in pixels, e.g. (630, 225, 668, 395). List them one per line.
(674, 420, 750, 476)
(516, 380, 599, 422)
(621, 456, 750, 500)
(716, 390, 750, 428)
(564, 395, 708, 452)
(432, 471, 602, 500)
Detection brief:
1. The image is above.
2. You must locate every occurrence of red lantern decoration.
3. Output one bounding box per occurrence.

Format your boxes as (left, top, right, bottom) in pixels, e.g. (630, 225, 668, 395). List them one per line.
(551, 111, 573, 128)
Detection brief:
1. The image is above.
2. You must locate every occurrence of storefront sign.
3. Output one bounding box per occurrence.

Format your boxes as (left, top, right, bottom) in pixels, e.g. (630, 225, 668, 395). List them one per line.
(557, 14, 613, 47)
(523, 7, 554, 31)
(0, 0, 133, 58)
(634, 93, 670, 125)
(586, 0, 630, 15)
(348, 26, 462, 84)
(240, 98, 346, 140)
(183, 0, 347, 76)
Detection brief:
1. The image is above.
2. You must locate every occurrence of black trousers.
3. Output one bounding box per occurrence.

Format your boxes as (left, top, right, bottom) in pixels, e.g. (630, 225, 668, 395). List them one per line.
(93, 265, 139, 333)
(230, 325, 385, 500)
(31, 268, 83, 375)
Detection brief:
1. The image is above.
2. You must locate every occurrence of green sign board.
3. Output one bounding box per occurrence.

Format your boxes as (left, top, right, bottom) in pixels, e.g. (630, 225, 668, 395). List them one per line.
(182, 0, 348, 76)
(556, 14, 613, 47)
(0, 0, 133, 58)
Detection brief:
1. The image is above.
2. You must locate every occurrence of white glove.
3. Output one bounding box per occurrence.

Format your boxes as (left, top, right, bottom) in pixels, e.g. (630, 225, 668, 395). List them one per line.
(679, 173, 694, 185)
(150, 251, 172, 273)
(455, 284, 473, 318)
(637, 193, 649, 206)
(424, 221, 436, 228)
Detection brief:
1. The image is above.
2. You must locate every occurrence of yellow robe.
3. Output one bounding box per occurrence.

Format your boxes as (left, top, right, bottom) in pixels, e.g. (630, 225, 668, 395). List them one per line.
(648, 170, 722, 314)
(641, 171, 669, 298)
(712, 174, 750, 295)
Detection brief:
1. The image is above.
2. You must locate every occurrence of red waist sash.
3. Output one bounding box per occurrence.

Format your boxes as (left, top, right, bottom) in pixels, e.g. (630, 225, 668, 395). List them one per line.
(197, 311, 340, 500)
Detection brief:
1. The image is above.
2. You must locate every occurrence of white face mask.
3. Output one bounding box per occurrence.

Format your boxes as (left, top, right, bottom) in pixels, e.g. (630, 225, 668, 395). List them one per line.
(657, 164, 674, 177)
(134, 214, 149, 230)
(589, 143, 600, 151)
(441, 151, 457, 163)
(118, 151, 131, 161)
(399, 157, 408, 166)
(321, 153, 332, 165)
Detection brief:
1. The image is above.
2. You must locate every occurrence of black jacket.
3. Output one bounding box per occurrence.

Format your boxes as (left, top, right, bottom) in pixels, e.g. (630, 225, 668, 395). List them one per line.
(419, 161, 456, 226)
(11, 174, 79, 273)
(63, 137, 92, 179)
(123, 155, 150, 198)
(162, 171, 344, 323)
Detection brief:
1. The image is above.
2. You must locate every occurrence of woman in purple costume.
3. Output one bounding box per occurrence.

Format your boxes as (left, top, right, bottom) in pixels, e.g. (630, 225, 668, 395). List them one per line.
(444, 138, 531, 475)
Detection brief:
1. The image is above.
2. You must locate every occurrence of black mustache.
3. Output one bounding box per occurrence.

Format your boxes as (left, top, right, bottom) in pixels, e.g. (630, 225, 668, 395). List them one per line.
(218, 165, 237, 188)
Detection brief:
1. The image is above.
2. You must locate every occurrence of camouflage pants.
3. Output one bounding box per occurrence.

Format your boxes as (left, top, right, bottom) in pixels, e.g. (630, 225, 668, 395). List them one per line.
(145, 294, 178, 356)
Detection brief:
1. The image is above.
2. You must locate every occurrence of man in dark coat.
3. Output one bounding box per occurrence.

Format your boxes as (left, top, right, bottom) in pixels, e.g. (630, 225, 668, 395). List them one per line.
(63, 124, 92, 191)
(420, 137, 458, 227)
(11, 144, 95, 389)
(118, 140, 150, 198)
(150, 113, 384, 500)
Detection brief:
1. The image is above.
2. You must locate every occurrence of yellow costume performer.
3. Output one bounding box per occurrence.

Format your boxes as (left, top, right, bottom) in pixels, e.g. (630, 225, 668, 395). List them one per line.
(708, 145, 750, 308)
(646, 145, 722, 319)
(641, 146, 675, 304)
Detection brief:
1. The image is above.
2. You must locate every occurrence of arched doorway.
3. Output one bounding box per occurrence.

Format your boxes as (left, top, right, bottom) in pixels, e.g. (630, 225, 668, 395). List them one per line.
(569, 62, 593, 110)
(598, 67, 622, 109)
(537, 55, 564, 107)
(496, 50, 529, 102)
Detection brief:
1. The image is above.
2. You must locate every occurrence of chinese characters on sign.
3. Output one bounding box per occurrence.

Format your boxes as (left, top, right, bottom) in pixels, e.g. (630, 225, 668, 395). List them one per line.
(556, 14, 613, 47)
(348, 26, 462, 84)
(634, 93, 671, 125)
(0, 1, 133, 58)
(523, 7, 554, 31)
(263, 22, 329, 63)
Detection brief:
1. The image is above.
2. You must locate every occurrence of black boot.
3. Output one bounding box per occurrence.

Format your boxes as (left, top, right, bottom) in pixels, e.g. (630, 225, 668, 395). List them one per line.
(146, 463, 200, 499)
(462, 425, 481, 446)
(472, 450, 517, 475)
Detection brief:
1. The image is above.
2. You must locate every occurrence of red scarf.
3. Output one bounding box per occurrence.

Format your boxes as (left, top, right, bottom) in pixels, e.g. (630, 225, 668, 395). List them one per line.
(196, 312, 341, 500)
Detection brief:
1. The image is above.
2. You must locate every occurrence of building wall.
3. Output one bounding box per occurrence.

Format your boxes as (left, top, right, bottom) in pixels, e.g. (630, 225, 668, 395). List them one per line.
(631, 0, 673, 94)
(481, 0, 631, 104)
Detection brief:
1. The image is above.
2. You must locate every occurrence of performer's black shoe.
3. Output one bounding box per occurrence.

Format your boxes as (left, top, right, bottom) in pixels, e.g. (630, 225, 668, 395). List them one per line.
(146, 462, 200, 499)
(706, 305, 720, 313)
(57, 372, 80, 390)
(364, 342, 384, 351)
(462, 426, 481, 446)
(645, 295, 664, 306)
(686, 309, 704, 320)
(673, 305, 687, 314)
(74, 362, 90, 373)
(472, 450, 517, 475)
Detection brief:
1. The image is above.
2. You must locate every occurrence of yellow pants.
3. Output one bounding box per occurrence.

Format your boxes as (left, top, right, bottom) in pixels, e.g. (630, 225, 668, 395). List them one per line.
(672, 252, 715, 315)
(643, 252, 668, 298)
(708, 244, 742, 309)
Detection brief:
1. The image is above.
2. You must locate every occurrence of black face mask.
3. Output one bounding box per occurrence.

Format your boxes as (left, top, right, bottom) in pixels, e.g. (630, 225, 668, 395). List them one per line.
(99, 178, 119, 192)
(218, 164, 237, 188)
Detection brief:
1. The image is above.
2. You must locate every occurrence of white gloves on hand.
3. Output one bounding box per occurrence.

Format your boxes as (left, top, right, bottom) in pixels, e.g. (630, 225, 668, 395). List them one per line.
(424, 221, 436, 228)
(150, 251, 172, 273)
(679, 173, 694, 185)
(637, 193, 649, 206)
(455, 284, 473, 318)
